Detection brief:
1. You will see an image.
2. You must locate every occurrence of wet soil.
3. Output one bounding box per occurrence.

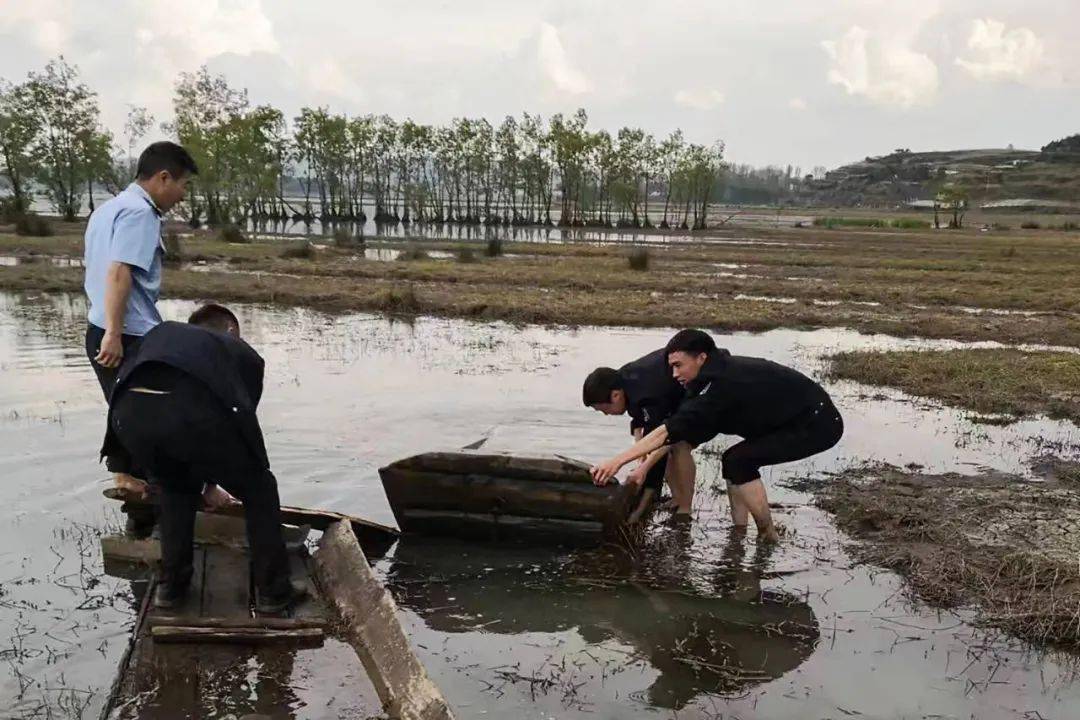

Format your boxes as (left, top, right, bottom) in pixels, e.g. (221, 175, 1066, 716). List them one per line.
(814, 460, 1080, 649)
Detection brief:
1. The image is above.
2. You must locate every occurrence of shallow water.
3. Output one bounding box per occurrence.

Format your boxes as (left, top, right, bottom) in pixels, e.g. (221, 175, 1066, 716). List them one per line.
(221, 216, 829, 248)
(1, 290, 1078, 718)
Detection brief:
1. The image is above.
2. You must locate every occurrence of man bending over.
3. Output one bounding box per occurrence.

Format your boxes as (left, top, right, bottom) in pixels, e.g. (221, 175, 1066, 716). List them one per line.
(591, 329, 843, 542)
(102, 304, 303, 612)
(583, 348, 696, 522)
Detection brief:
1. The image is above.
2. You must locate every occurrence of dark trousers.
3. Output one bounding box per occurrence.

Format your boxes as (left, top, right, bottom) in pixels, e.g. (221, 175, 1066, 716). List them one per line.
(110, 366, 291, 597)
(86, 323, 142, 475)
(722, 398, 844, 484)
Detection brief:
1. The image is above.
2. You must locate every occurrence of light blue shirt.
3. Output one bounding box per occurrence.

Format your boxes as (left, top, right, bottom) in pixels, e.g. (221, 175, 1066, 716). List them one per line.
(84, 183, 164, 336)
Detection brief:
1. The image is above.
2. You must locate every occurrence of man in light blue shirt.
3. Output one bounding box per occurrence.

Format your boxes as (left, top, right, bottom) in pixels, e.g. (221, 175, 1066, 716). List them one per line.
(84, 141, 198, 493)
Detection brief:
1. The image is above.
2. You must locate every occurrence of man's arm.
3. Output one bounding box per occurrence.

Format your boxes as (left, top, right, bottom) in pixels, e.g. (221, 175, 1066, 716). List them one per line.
(591, 424, 670, 485)
(94, 262, 133, 368)
(95, 205, 161, 368)
(626, 445, 672, 487)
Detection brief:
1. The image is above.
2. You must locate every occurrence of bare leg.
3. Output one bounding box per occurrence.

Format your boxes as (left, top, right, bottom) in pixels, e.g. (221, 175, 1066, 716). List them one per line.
(668, 443, 696, 515)
(726, 480, 750, 527)
(731, 478, 779, 542)
(627, 487, 655, 525)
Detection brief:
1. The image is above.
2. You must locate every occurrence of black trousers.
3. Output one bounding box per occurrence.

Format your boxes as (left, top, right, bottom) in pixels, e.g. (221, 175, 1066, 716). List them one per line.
(722, 398, 844, 484)
(110, 365, 291, 597)
(86, 323, 143, 475)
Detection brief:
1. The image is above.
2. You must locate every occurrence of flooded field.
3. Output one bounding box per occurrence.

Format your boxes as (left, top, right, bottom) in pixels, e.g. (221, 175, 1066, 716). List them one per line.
(2, 290, 1079, 718)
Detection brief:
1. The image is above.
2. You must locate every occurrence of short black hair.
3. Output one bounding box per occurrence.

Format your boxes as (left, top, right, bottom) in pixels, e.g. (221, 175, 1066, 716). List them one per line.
(136, 141, 198, 181)
(582, 367, 622, 406)
(665, 329, 716, 357)
(188, 303, 240, 335)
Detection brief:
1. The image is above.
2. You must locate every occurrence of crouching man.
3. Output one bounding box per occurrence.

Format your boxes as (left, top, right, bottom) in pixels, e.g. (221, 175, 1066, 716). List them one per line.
(102, 303, 304, 612)
(583, 348, 696, 522)
(591, 329, 843, 542)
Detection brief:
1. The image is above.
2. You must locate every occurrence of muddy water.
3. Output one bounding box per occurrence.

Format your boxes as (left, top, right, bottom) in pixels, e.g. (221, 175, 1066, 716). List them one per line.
(1, 290, 1079, 718)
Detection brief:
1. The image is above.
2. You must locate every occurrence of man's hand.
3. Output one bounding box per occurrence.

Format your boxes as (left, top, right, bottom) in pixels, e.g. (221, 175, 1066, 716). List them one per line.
(114, 473, 148, 499)
(202, 484, 239, 510)
(94, 331, 124, 368)
(591, 458, 624, 486)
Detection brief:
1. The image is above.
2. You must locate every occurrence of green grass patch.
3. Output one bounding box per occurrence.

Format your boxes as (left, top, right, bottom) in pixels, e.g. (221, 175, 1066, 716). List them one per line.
(827, 348, 1080, 424)
(813, 216, 929, 229)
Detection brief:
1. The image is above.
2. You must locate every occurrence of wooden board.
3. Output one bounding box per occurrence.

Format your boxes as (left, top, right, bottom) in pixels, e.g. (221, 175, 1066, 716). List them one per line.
(314, 521, 454, 720)
(379, 452, 636, 539)
(105, 548, 207, 717)
(103, 486, 399, 559)
(101, 515, 388, 716)
(150, 625, 324, 645)
(382, 451, 595, 483)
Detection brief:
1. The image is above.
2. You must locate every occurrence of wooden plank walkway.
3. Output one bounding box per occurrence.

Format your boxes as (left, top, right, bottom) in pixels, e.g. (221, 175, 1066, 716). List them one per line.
(99, 494, 451, 720)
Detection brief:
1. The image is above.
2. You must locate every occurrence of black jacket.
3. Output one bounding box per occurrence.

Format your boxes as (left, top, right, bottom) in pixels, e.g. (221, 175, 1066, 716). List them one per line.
(619, 348, 685, 434)
(101, 321, 269, 468)
(664, 349, 831, 446)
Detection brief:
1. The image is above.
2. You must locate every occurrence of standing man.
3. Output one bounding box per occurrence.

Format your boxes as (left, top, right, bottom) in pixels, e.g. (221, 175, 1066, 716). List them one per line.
(591, 330, 843, 542)
(583, 349, 696, 523)
(103, 304, 304, 612)
(83, 141, 197, 495)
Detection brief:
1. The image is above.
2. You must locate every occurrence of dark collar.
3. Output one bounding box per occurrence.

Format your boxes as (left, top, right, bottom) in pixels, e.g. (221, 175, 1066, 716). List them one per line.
(687, 350, 729, 395)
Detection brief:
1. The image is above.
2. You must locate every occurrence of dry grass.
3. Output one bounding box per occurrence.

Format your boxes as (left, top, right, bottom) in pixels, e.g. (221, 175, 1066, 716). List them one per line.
(3, 221, 1080, 346)
(816, 462, 1080, 648)
(828, 349, 1080, 424)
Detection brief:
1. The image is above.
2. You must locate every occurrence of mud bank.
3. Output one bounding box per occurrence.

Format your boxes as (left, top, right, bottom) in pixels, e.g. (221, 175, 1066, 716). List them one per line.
(814, 460, 1080, 648)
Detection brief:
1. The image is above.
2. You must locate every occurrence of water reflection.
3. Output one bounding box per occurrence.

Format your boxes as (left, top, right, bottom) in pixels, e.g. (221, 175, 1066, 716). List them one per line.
(384, 526, 818, 710)
(234, 217, 822, 248)
(0, 254, 84, 268)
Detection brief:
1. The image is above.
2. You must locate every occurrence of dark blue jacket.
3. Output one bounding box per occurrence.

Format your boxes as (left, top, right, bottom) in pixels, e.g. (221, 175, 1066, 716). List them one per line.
(619, 348, 685, 434)
(100, 321, 269, 468)
(664, 349, 831, 445)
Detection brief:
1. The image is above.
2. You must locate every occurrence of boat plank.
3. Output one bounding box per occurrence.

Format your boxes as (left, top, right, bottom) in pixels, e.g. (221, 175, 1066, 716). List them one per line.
(102, 486, 399, 559)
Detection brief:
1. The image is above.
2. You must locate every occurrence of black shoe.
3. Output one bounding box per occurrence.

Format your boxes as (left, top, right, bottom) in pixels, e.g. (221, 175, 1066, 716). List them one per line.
(255, 579, 308, 616)
(153, 581, 190, 610)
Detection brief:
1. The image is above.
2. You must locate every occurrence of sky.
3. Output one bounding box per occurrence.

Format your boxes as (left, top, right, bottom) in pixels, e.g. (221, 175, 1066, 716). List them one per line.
(1, 0, 1077, 171)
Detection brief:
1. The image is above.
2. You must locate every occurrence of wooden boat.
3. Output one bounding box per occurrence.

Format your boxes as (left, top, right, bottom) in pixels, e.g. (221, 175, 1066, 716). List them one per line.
(99, 488, 453, 720)
(379, 451, 637, 541)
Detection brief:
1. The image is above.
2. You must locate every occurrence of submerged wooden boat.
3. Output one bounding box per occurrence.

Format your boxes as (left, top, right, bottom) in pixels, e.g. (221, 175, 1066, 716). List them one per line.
(99, 488, 453, 720)
(379, 451, 637, 541)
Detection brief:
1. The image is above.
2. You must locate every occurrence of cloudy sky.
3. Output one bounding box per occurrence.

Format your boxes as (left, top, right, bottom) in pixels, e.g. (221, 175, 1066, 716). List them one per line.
(1, 0, 1077, 171)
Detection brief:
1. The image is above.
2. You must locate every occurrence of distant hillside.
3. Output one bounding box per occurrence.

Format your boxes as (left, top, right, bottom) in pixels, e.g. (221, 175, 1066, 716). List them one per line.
(800, 136, 1080, 210)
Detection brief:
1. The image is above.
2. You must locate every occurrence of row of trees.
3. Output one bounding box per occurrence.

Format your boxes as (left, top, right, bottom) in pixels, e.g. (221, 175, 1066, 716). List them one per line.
(0, 59, 137, 220)
(173, 68, 726, 230)
(1, 59, 728, 230)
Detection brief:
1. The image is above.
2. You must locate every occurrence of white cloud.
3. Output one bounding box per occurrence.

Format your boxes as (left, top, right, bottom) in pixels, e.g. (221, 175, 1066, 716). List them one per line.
(2, 0, 1079, 173)
(956, 18, 1044, 82)
(537, 22, 592, 95)
(0, 1, 69, 54)
(673, 88, 725, 110)
(788, 97, 808, 111)
(822, 25, 939, 108)
(135, 0, 278, 60)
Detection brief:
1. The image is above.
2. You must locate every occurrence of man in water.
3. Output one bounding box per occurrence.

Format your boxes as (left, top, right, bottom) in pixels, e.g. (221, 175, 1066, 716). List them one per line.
(591, 329, 843, 542)
(102, 303, 303, 612)
(582, 349, 696, 522)
(83, 142, 229, 504)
